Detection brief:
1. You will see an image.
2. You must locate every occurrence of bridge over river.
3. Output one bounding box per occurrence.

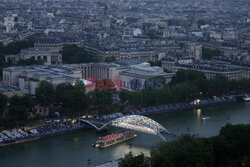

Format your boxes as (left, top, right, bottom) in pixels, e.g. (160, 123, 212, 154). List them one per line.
(79, 115, 178, 141)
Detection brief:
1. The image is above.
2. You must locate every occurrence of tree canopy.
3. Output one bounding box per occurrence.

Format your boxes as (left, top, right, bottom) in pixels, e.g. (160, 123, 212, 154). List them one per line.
(16, 57, 44, 66)
(0, 40, 34, 55)
(0, 39, 36, 78)
(117, 69, 250, 110)
(119, 124, 250, 167)
(202, 48, 221, 60)
(119, 152, 150, 167)
(0, 93, 8, 116)
(35, 81, 54, 107)
(55, 80, 88, 115)
(61, 44, 99, 64)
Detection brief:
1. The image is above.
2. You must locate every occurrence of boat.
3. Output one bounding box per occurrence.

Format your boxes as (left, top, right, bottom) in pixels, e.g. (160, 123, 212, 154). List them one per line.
(93, 131, 137, 148)
(242, 94, 250, 102)
(201, 115, 210, 121)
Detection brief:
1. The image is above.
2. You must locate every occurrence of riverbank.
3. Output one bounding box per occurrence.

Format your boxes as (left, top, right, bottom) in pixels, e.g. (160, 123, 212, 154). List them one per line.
(1, 102, 250, 167)
(100, 97, 236, 121)
(139, 97, 236, 115)
(0, 96, 236, 147)
(0, 124, 87, 147)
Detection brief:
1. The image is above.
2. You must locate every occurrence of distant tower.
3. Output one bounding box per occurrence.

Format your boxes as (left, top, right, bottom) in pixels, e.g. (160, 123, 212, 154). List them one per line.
(27, 20, 33, 30)
(102, 4, 111, 28)
(4, 14, 15, 33)
(82, 15, 91, 29)
(188, 43, 202, 60)
(191, 9, 198, 31)
(163, 23, 170, 38)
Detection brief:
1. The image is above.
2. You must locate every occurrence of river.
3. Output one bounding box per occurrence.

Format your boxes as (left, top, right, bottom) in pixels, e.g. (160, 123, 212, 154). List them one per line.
(0, 102, 250, 167)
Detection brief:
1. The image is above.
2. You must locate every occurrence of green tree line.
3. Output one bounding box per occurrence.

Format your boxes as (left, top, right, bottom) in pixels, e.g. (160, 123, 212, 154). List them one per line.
(119, 70, 250, 109)
(61, 44, 99, 64)
(34, 80, 116, 117)
(202, 48, 221, 60)
(119, 124, 250, 167)
(1, 70, 250, 129)
(0, 93, 34, 128)
(0, 39, 34, 55)
(0, 39, 36, 78)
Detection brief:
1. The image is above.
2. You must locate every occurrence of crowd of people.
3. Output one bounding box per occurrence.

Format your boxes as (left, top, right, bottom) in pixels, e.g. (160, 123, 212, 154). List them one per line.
(0, 129, 29, 143)
(0, 119, 81, 144)
(0, 96, 234, 145)
(90, 96, 234, 121)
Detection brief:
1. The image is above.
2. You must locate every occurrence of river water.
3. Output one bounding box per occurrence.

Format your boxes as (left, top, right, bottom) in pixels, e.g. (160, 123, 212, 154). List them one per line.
(0, 102, 250, 167)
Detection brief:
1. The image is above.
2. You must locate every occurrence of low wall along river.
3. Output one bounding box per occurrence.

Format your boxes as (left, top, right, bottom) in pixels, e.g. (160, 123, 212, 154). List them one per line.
(0, 101, 250, 167)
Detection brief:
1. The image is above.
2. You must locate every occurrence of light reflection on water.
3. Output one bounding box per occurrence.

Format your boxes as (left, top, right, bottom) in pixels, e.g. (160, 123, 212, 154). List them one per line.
(196, 108, 202, 136)
(0, 102, 250, 167)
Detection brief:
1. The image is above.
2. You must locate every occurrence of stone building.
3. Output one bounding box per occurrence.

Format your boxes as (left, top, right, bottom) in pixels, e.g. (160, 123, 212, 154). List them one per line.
(2, 65, 81, 95)
(21, 47, 62, 65)
(102, 5, 111, 28)
(188, 43, 202, 60)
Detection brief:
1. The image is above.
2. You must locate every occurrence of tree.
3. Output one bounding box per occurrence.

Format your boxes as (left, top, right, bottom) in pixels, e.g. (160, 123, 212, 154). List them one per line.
(19, 95, 35, 113)
(8, 95, 31, 123)
(74, 79, 86, 95)
(236, 79, 250, 91)
(122, 124, 250, 167)
(9, 105, 29, 122)
(148, 60, 162, 67)
(198, 19, 206, 27)
(3, 39, 34, 55)
(146, 32, 159, 39)
(35, 82, 54, 109)
(129, 91, 144, 109)
(105, 56, 116, 62)
(0, 93, 8, 116)
(119, 90, 130, 104)
(87, 89, 114, 114)
(17, 57, 44, 66)
(170, 69, 207, 86)
(208, 75, 231, 96)
(151, 135, 214, 167)
(55, 81, 88, 115)
(119, 152, 150, 167)
(61, 44, 99, 64)
(202, 48, 221, 60)
(0, 42, 4, 54)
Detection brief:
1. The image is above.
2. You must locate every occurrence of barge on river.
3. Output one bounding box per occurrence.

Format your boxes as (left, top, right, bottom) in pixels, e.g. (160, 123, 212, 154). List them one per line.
(94, 131, 137, 148)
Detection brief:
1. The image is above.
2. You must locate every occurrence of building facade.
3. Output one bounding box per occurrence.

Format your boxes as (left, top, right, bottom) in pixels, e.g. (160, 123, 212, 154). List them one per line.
(21, 47, 62, 65)
(2, 65, 82, 95)
(188, 43, 202, 60)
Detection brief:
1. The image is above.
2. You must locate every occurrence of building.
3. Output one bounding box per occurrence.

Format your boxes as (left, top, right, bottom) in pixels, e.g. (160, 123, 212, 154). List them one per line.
(72, 60, 175, 90)
(102, 5, 111, 28)
(0, 84, 23, 98)
(2, 60, 174, 94)
(84, 44, 155, 62)
(173, 62, 242, 80)
(21, 47, 62, 65)
(34, 37, 81, 52)
(118, 62, 175, 89)
(4, 54, 20, 63)
(71, 63, 120, 80)
(4, 14, 17, 33)
(2, 65, 82, 95)
(188, 43, 202, 60)
(161, 57, 176, 72)
(190, 9, 198, 31)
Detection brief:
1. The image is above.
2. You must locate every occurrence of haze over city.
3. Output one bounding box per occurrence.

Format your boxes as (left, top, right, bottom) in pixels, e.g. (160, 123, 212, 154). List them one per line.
(0, 0, 249, 167)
